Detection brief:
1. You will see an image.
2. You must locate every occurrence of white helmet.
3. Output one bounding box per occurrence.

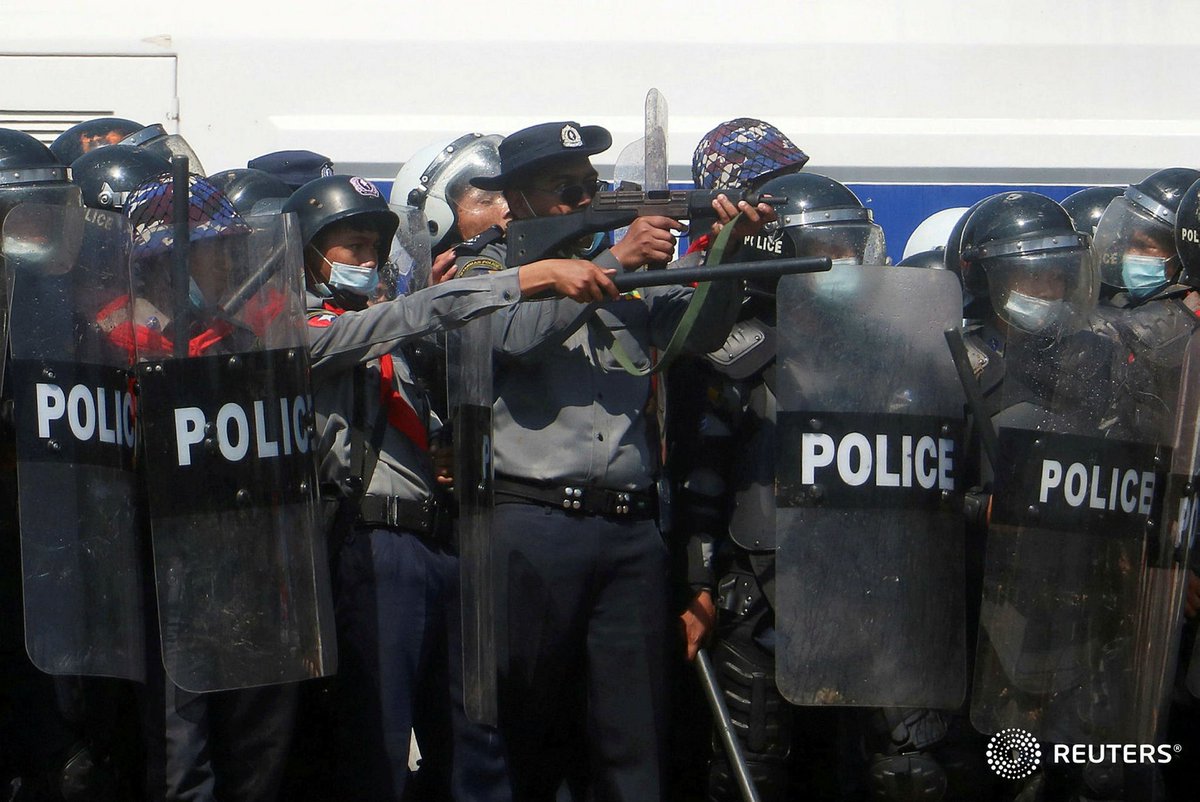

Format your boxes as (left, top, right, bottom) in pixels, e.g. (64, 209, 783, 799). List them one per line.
(902, 207, 970, 261)
(390, 133, 502, 250)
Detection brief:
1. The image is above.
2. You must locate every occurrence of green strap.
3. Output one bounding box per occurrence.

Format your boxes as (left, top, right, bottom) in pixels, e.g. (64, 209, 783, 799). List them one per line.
(597, 213, 742, 376)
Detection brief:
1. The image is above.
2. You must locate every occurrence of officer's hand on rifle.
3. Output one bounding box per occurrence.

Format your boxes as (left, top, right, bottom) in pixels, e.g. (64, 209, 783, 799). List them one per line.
(518, 259, 619, 302)
(709, 193, 778, 255)
(609, 215, 682, 270)
(680, 588, 717, 662)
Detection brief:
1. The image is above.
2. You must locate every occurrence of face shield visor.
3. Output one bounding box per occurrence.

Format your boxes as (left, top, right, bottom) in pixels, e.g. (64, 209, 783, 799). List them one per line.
(121, 125, 206, 177)
(984, 245, 1096, 335)
(409, 134, 506, 247)
(1093, 193, 1180, 298)
(786, 219, 887, 265)
(0, 182, 83, 225)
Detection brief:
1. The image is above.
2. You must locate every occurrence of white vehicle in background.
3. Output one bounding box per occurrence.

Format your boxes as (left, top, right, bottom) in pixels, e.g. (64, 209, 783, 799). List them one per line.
(2, 0, 1196, 260)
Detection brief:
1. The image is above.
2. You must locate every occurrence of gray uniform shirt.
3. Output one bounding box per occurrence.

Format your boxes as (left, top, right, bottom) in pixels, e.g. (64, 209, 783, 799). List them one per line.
(458, 242, 742, 491)
(307, 270, 522, 501)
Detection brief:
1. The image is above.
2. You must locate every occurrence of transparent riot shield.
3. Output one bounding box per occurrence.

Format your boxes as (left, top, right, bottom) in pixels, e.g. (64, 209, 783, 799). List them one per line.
(774, 265, 968, 707)
(972, 315, 1192, 744)
(1180, 336, 1200, 698)
(3, 203, 145, 680)
(132, 211, 336, 691)
(383, 204, 433, 298)
(448, 314, 497, 725)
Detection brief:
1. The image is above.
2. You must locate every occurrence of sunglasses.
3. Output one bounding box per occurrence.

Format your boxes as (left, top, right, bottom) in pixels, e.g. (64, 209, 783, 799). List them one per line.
(530, 178, 605, 206)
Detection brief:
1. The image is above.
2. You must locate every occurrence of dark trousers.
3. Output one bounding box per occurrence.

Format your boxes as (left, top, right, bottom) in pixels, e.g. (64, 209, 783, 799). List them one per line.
(141, 673, 298, 802)
(490, 502, 672, 802)
(333, 526, 457, 801)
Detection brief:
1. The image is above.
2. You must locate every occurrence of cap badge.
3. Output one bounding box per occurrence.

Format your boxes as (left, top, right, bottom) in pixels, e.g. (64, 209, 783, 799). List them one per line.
(350, 176, 380, 198)
(561, 125, 583, 148)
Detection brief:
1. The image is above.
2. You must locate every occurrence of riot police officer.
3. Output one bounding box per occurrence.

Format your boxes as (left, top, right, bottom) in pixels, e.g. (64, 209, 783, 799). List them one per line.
(669, 167, 915, 801)
(1, 127, 137, 801)
(949, 191, 1182, 801)
(453, 119, 770, 802)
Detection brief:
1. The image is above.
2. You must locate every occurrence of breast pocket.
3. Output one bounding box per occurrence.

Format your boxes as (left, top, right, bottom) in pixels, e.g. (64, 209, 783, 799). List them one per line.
(591, 306, 651, 373)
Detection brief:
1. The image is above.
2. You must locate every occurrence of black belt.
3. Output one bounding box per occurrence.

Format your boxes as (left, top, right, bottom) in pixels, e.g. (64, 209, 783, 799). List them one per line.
(358, 494, 437, 535)
(494, 476, 657, 519)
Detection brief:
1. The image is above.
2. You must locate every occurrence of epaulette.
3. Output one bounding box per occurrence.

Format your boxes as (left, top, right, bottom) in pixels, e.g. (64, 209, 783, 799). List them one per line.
(453, 225, 505, 257)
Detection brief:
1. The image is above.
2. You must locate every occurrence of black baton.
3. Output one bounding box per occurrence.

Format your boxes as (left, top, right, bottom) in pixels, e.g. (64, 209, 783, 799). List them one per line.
(170, 155, 191, 359)
(611, 256, 831, 292)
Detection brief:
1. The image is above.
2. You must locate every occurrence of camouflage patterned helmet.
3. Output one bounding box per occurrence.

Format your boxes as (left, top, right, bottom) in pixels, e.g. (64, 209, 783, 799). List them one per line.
(691, 118, 809, 190)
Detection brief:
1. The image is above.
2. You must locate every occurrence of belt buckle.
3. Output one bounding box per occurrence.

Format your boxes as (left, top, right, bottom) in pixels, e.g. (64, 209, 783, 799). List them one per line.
(562, 486, 584, 512)
(386, 496, 398, 527)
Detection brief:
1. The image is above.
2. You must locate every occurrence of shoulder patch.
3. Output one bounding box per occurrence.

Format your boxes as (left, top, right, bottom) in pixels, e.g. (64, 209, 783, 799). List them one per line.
(307, 311, 338, 328)
(460, 256, 504, 276)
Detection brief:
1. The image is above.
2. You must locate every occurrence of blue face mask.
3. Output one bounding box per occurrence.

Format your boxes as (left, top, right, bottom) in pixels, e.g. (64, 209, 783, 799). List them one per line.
(1002, 290, 1065, 334)
(322, 255, 379, 298)
(1121, 253, 1168, 301)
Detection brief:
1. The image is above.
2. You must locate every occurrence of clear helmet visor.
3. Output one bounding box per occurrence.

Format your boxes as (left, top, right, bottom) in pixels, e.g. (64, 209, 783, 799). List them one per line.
(788, 221, 887, 265)
(985, 248, 1097, 335)
(1093, 196, 1178, 295)
(136, 134, 206, 178)
(414, 135, 507, 245)
(378, 204, 433, 301)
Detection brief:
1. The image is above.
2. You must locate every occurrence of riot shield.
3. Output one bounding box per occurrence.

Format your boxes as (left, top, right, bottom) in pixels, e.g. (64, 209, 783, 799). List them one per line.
(644, 88, 669, 194)
(382, 204, 433, 298)
(448, 314, 497, 725)
(972, 315, 1193, 744)
(774, 264, 968, 708)
(132, 210, 336, 691)
(3, 203, 145, 680)
(1181, 336, 1200, 698)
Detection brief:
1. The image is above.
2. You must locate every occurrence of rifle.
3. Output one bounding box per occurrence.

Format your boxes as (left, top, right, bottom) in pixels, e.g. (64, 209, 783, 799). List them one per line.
(504, 188, 786, 267)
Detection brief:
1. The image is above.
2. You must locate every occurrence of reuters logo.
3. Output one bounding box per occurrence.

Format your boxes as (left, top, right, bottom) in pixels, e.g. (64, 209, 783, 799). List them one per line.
(986, 728, 1041, 780)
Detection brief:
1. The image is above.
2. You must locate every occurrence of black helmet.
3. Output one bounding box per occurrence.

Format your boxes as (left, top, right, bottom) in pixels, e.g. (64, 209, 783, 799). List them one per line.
(49, 117, 142, 165)
(1061, 185, 1123, 239)
(119, 124, 206, 176)
(71, 145, 171, 211)
(1172, 177, 1200, 288)
(206, 168, 292, 216)
(946, 191, 1094, 333)
(1093, 167, 1200, 301)
(897, 249, 949, 270)
(283, 175, 399, 266)
(0, 128, 81, 221)
(740, 171, 886, 265)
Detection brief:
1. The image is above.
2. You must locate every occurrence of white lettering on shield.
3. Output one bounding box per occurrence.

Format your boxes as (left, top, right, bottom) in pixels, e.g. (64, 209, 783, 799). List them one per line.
(800, 432, 954, 491)
(1038, 459, 1155, 515)
(173, 396, 311, 467)
(35, 382, 135, 448)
